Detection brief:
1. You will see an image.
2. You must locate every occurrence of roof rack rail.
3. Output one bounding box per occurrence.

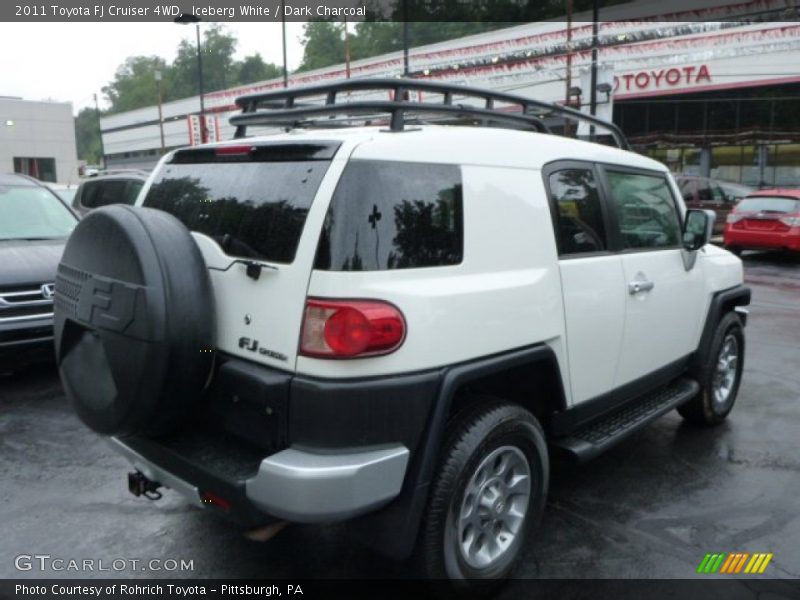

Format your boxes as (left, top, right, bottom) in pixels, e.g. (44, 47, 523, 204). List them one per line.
(230, 78, 629, 150)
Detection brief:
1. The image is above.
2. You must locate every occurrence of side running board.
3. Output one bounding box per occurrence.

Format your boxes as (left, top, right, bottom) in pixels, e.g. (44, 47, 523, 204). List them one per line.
(551, 378, 700, 463)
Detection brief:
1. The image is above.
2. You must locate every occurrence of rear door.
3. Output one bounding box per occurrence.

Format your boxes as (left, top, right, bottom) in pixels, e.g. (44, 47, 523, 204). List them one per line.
(545, 161, 626, 405)
(140, 142, 348, 371)
(600, 166, 706, 386)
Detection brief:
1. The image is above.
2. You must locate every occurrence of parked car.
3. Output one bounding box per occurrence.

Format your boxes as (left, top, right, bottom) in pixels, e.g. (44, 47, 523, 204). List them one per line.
(52, 80, 749, 586)
(724, 189, 800, 254)
(675, 175, 753, 235)
(0, 173, 78, 371)
(70, 169, 148, 215)
(46, 183, 79, 205)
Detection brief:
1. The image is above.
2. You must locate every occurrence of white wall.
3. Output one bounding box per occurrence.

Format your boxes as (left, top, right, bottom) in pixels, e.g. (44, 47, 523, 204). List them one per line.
(0, 98, 79, 184)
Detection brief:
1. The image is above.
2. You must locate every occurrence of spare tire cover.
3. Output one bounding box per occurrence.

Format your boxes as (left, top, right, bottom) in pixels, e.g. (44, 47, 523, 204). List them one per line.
(54, 205, 215, 437)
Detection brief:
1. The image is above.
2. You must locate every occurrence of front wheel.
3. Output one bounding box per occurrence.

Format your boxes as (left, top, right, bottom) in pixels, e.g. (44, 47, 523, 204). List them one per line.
(678, 312, 744, 425)
(416, 399, 548, 585)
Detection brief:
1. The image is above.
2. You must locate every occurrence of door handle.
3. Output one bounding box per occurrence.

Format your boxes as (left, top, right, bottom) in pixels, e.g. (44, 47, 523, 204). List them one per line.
(629, 280, 655, 294)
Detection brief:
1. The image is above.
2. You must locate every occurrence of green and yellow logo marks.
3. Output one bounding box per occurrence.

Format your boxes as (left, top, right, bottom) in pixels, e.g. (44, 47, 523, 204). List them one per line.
(697, 552, 773, 574)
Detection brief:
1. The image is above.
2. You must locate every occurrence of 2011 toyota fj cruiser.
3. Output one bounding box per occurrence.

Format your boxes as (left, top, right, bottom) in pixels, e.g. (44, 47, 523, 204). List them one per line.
(53, 79, 750, 584)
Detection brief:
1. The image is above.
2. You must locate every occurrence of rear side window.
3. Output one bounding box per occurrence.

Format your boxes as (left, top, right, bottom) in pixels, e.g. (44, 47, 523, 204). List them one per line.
(144, 160, 330, 264)
(315, 161, 463, 271)
(548, 168, 607, 255)
(606, 171, 681, 250)
(80, 180, 130, 209)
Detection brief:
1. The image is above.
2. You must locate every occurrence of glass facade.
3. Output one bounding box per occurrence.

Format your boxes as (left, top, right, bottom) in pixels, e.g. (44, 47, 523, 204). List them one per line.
(617, 83, 800, 188)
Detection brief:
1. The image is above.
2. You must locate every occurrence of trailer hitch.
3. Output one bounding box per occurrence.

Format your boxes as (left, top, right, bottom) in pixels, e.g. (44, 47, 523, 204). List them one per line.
(128, 471, 163, 500)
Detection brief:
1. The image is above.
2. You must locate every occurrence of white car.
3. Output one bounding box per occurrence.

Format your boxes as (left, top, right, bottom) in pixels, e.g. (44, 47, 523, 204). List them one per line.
(52, 79, 750, 586)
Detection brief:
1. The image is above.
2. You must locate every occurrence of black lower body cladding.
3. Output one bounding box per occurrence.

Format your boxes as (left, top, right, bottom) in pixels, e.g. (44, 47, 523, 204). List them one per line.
(53, 205, 215, 436)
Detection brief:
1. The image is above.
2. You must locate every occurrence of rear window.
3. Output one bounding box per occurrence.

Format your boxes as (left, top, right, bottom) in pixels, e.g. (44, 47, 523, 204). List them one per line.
(315, 160, 463, 271)
(736, 197, 799, 214)
(143, 160, 330, 264)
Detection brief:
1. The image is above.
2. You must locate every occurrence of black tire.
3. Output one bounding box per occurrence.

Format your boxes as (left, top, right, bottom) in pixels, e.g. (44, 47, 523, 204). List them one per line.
(678, 312, 744, 426)
(416, 398, 548, 586)
(727, 246, 743, 257)
(54, 205, 215, 437)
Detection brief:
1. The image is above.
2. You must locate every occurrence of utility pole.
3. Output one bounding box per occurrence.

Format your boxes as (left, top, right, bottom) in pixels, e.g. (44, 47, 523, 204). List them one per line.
(195, 22, 207, 143)
(565, 0, 574, 136)
(589, 0, 599, 140)
(155, 69, 165, 155)
(93, 93, 105, 169)
(344, 17, 352, 79)
(281, 1, 288, 87)
(403, 0, 410, 76)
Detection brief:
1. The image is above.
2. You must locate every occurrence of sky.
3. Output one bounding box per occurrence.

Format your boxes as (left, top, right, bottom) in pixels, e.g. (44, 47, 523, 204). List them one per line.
(0, 22, 306, 113)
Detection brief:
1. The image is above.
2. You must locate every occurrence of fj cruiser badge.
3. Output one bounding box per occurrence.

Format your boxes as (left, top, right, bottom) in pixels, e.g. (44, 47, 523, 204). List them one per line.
(238, 337, 288, 362)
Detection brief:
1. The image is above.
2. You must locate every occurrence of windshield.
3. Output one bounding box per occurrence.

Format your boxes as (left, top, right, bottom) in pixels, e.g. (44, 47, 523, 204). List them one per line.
(736, 197, 799, 214)
(52, 188, 78, 203)
(0, 185, 77, 240)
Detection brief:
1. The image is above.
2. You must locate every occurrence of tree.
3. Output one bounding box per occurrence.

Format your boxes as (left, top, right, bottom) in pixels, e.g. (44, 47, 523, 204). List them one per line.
(101, 55, 168, 114)
(74, 107, 102, 164)
(297, 22, 345, 72)
(237, 53, 282, 84)
(170, 24, 238, 98)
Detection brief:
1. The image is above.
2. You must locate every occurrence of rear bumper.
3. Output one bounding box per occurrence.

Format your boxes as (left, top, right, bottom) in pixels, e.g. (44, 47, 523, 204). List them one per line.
(111, 435, 409, 524)
(724, 227, 800, 251)
(107, 354, 438, 528)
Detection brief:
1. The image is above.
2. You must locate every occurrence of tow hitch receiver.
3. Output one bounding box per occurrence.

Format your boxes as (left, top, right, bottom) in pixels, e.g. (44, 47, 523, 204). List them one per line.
(128, 471, 163, 500)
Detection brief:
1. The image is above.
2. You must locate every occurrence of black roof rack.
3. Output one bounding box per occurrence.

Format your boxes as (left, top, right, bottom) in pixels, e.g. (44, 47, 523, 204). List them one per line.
(230, 78, 629, 150)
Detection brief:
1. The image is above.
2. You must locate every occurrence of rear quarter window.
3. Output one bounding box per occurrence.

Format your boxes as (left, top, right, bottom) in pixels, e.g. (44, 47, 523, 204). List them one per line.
(315, 160, 463, 271)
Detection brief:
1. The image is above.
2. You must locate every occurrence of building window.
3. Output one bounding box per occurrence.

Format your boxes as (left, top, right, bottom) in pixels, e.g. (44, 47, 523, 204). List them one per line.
(13, 157, 57, 183)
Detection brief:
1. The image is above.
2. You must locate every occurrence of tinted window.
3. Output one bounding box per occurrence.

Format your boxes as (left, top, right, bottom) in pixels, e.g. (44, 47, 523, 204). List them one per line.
(548, 168, 607, 255)
(736, 197, 799, 213)
(125, 181, 143, 205)
(0, 185, 76, 240)
(144, 161, 329, 264)
(315, 161, 462, 271)
(606, 171, 681, 250)
(80, 180, 131, 209)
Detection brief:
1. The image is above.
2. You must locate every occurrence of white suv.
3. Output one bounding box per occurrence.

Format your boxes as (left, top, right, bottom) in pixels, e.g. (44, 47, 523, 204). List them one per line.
(53, 80, 750, 585)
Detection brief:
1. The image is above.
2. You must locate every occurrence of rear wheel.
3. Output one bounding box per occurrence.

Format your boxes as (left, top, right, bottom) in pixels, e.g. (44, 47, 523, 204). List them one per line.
(678, 312, 744, 426)
(416, 398, 548, 586)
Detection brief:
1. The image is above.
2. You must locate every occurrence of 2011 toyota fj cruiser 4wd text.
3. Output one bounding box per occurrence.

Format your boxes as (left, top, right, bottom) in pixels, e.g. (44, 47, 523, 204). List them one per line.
(53, 79, 750, 585)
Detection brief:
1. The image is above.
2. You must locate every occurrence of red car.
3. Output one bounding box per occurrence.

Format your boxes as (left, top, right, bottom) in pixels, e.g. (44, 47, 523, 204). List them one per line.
(724, 189, 800, 254)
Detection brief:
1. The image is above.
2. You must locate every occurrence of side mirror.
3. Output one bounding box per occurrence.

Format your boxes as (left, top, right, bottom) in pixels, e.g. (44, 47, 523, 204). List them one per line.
(683, 209, 715, 251)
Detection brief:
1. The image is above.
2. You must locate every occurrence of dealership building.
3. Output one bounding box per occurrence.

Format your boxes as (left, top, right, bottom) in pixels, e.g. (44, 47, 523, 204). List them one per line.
(0, 97, 79, 184)
(101, 0, 800, 187)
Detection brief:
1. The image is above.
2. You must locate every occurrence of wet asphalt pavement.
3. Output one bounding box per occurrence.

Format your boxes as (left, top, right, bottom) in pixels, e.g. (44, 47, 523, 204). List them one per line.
(0, 252, 798, 589)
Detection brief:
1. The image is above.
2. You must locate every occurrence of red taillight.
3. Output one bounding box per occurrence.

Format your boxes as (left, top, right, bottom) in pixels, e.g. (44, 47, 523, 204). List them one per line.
(300, 299, 406, 358)
(214, 144, 253, 156)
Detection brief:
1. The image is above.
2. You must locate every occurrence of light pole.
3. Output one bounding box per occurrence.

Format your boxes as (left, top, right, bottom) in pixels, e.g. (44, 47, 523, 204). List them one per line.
(93, 93, 105, 169)
(174, 13, 207, 142)
(589, 0, 599, 139)
(281, 1, 288, 87)
(154, 68, 165, 154)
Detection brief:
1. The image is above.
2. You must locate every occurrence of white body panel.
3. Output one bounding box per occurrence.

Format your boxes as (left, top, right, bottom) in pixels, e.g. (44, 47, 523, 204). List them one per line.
(136, 126, 743, 407)
(615, 249, 707, 386)
(300, 165, 567, 381)
(558, 255, 626, 404)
